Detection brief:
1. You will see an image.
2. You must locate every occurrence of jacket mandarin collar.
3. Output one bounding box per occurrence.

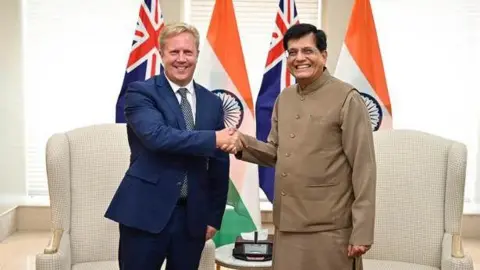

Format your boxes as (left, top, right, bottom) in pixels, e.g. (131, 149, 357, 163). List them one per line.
(297, 68, 331, 96)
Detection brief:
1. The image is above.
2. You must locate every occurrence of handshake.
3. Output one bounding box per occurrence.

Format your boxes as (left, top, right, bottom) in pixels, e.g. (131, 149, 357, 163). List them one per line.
(215, 127, 243, 154)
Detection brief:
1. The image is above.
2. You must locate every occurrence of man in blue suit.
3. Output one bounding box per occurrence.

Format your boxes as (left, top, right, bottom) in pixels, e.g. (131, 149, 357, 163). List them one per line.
(105, 22, 237, 270)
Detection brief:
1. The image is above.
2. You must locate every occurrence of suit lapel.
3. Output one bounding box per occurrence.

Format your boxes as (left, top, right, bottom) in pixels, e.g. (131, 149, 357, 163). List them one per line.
(194, 82, 208, 130)
(155, 75, 186, 130)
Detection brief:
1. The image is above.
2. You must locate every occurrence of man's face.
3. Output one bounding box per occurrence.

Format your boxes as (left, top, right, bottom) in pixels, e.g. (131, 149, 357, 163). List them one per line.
(160, 32, 198, 86)
(286, 33, 327, 85)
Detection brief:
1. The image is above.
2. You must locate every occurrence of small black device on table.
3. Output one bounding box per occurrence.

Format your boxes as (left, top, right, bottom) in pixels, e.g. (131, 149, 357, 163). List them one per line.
(232, 231, 273, 262)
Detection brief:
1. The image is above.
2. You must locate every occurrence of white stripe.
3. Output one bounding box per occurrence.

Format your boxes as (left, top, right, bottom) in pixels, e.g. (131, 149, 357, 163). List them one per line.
(335, 43, 392, 120)
(336, 44, 376, 102)
(195, 41, 261, 229)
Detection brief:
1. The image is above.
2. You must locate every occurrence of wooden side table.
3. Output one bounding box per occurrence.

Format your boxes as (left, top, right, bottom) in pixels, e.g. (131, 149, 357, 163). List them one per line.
(215, 243, 272, 270)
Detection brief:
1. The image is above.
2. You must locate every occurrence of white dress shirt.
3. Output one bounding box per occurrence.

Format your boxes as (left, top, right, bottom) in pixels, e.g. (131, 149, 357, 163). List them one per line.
(165, 76, 196, 124)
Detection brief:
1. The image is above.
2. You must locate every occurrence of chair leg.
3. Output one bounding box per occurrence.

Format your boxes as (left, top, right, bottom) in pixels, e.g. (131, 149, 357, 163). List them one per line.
(216, 264, 221, 270)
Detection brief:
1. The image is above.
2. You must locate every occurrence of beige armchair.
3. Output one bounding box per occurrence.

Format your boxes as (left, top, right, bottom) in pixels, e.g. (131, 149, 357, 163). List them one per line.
(363, 129, 473, 270)
(36, 123, 216, 270)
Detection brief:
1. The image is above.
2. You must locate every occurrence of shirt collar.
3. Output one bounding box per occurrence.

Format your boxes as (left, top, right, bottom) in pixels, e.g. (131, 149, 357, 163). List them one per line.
(165, 75, 195, 95)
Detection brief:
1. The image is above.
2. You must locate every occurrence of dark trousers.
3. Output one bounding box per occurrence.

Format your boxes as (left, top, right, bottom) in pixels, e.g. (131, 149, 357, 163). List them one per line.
(118, 205, 206, 270)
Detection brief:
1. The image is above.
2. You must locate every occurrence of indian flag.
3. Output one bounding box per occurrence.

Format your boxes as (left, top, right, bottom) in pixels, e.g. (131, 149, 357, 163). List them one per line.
(194, 0, 262, 247)
(334, 0, 392, 131)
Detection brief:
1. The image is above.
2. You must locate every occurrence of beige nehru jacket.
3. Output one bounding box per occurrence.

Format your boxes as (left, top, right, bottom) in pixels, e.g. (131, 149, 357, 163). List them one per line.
(237, 69, 377, 245)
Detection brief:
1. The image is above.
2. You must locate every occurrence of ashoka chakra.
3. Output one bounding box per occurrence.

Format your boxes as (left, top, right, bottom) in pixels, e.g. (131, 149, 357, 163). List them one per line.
(212, 89, 244, 129)
(360, 92, 383, 131)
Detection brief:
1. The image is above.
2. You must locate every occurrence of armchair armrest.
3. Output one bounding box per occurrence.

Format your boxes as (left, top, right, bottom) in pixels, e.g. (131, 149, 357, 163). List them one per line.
(451, 234, 464, 258)
(36, 229, 72, 270)
(198, 239, 216, 270)
(441, 233, 474, 270)
(44, 228, 64, 254)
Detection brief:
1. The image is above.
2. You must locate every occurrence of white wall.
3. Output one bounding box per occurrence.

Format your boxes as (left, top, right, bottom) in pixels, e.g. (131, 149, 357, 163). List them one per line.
(0, 0, 26, 202)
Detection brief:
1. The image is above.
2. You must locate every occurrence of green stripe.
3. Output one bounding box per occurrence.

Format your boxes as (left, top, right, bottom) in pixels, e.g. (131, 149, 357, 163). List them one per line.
(213, 178, 257, 247)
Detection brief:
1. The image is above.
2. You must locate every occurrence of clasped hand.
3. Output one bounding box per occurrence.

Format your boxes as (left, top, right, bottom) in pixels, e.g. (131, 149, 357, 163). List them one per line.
(215, 127, 243, 154)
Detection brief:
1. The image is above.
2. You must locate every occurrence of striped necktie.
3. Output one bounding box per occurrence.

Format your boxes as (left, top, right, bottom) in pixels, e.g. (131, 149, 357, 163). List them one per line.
(178, 88, 193, 198)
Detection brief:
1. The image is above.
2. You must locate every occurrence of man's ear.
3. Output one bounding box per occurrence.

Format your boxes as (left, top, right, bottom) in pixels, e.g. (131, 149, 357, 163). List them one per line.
(321, 50, 328, 59)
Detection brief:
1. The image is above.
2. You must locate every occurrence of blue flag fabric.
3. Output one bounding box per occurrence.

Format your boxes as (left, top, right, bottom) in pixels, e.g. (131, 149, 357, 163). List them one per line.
(255, 0, 299, 202)
(115, 0, 164, 123)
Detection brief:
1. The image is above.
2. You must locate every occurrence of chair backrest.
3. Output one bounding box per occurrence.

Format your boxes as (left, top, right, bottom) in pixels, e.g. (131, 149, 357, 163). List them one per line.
(46, 123, 130, 264)
(363, 129, 467, 268)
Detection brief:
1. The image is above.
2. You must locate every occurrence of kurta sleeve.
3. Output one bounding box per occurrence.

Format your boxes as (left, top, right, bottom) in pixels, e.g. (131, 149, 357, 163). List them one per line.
(235, 99, 279, 167)
(340, 90, 377, 246)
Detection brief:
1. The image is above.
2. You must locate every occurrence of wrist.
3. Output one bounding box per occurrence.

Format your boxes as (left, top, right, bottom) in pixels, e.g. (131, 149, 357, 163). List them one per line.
(214, 131, 221, 148)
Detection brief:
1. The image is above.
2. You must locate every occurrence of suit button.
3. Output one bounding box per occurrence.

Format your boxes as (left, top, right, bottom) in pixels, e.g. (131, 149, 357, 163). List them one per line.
(295, 114, 300, 119)
(177, 182, 182, 186)
(285, 153, 290, 157)
(281, 172, 287, 177)
(281, 192, 286, 196)
(300, 96, 305, 101)
(290, 133, 295, 138)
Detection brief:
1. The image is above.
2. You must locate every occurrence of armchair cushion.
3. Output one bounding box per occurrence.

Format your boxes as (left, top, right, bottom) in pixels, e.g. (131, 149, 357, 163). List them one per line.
(362, 233, 475, 270)
(363, 259, 438, 270)
(72, 261, 117, 270)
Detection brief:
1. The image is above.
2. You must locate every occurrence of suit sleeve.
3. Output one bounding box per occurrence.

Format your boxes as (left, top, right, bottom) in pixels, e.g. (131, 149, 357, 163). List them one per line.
(124, 82, 217, 157)
(341, 90, 377, 246)
(207, 103, 230, 230)
(235, 99, 279, 167)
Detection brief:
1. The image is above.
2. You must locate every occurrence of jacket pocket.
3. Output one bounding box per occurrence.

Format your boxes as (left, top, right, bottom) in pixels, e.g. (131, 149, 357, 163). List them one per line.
(306, 182, 337, 187)
(301, 180, 339, 201)
(125, 156, 163, 184)
(308, 114, 329, 125)
(305, 176, 339, 189)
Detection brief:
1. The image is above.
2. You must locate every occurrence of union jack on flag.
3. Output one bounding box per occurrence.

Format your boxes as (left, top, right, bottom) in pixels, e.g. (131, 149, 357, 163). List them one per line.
(115, 0, 165, 123)
(255, 0, 299, 202)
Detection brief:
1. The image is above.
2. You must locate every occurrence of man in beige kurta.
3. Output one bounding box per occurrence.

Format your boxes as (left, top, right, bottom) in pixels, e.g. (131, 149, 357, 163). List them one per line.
(224, 23, 376, 270)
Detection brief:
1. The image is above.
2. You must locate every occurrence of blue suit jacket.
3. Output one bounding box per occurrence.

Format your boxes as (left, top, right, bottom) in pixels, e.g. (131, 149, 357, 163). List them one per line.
(105, 74, 229, 237)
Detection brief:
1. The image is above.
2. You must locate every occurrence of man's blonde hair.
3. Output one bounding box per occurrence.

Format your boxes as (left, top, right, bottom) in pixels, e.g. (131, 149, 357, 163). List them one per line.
(159, 22, 200, 50)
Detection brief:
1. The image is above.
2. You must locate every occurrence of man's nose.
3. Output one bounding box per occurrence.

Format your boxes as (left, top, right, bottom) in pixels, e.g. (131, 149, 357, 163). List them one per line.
(177, 52, 186, 62)
(295, 51, 306, 61)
